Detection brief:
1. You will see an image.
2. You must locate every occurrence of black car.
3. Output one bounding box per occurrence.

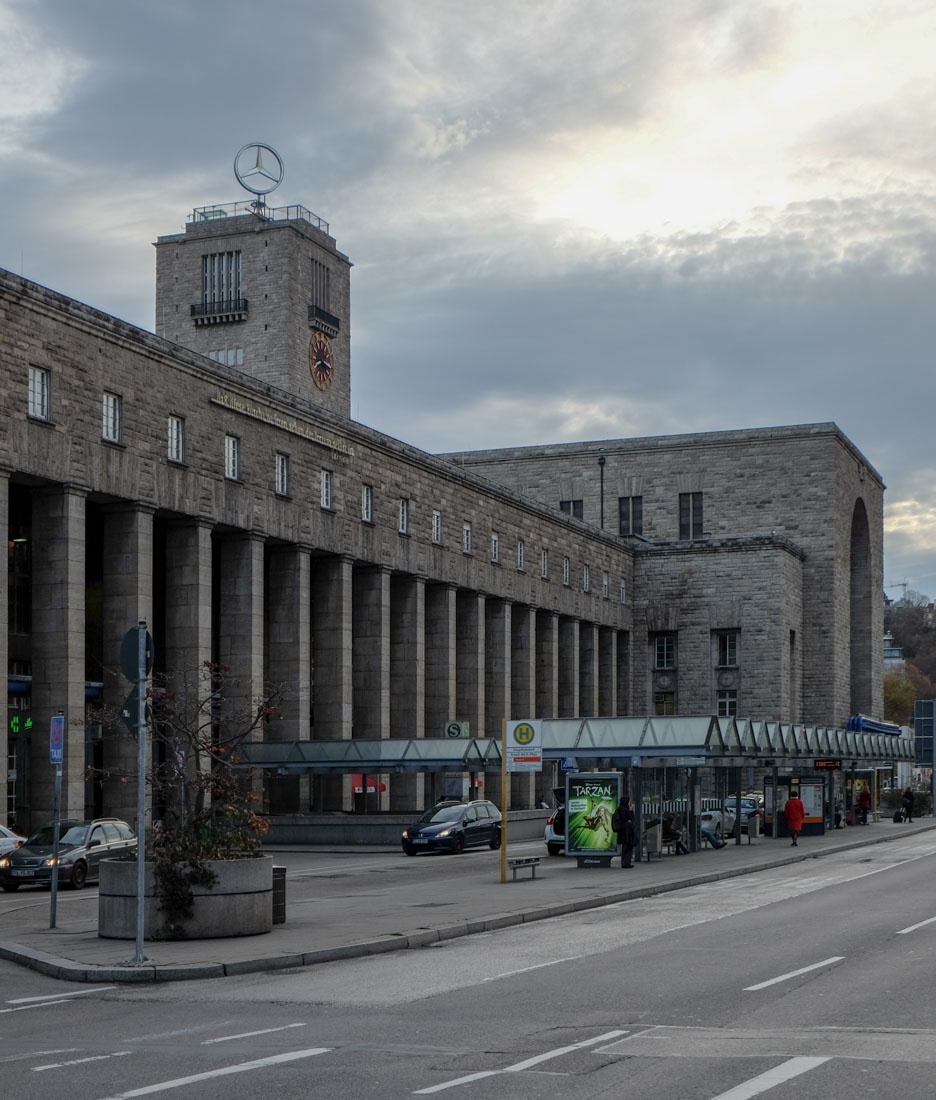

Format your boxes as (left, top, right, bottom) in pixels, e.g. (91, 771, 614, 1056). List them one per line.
(0, 817, 137, 891)
(401, 800, 502, 855)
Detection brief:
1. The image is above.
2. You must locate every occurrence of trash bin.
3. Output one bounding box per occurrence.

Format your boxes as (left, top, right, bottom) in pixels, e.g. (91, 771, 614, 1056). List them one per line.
(272, 864, 286, 924)
(747, 812, 761, 843)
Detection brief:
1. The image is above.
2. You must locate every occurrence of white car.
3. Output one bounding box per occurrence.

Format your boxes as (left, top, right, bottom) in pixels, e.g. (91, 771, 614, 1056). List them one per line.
(700, 800, 735, 840)
(0, 824, 26, 856)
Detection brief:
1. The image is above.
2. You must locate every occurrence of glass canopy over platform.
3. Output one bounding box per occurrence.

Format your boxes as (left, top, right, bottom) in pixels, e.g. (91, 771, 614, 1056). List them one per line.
(239, 716, 912, 773)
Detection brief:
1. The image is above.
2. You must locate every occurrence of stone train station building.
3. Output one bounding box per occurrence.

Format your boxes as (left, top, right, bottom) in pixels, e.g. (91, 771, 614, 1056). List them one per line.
(0, 191, 884, 833)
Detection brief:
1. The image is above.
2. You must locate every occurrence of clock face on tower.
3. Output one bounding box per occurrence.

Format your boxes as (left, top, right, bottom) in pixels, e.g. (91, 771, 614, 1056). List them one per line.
(309, 332, 333, 390)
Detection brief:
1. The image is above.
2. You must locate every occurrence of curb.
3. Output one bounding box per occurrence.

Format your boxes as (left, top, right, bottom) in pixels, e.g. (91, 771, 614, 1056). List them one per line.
(1, 824, 930, 984)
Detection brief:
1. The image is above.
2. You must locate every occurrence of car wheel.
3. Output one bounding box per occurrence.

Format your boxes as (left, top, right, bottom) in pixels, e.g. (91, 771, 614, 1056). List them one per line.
(69, 861, 88, 890)
(547, 844, 562, 856)
(453, 835, 465, 854)
(489, 830, 501, 850)
(2, 883, 19, 892)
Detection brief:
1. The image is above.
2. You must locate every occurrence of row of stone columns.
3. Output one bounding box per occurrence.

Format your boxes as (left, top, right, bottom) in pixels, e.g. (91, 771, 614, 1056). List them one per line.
(3, 482, 629, 827)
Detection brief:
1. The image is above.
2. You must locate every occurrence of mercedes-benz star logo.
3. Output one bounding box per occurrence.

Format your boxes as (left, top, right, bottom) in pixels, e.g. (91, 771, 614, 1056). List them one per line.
(234, 143, 285, 196)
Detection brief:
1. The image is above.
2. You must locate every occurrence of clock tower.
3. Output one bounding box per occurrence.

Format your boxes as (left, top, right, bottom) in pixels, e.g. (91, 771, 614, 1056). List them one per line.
(154, 146, 352, 418)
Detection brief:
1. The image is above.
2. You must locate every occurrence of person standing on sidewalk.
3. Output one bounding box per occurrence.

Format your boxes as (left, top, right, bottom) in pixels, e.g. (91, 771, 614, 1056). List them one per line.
(857, 786, 872, 825)
(785, 788, 805, 846)
(613, 799, 637, 868)
(902, 787, 915, 823)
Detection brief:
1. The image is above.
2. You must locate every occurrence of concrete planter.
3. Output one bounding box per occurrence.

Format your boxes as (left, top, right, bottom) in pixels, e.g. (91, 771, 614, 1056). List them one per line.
(98, 856, 273, 940)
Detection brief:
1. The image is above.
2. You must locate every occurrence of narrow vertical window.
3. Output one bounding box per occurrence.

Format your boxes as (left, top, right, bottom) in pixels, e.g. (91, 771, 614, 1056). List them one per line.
(516, 540, 525, 571)
(655, 635, 676, 668)
(28, 366, 50, 420)
(602, 572, 609, 599)
(540, 548, 548, 578)
(619, 579, 626, 604)
(321, 469, 333, 509)
(717, 689, 738, 717)
(490, 532, 499, 562)
(224, 435, 239, 480)
(619, 496, 643, 536)
(562, 557, 570, 585)
(432, 509, 442, 544)
(102, 392, 121, 442)
(361, 483, 373, 522)
(717, 632, 738, 666)
(679, 492, 704, 540)
(583, 564, 590, 591)
(167, 416, 184, 463)
(275, 453, 289, 496)
(398, 497, 409, 534)
(463, 523, 472, 553)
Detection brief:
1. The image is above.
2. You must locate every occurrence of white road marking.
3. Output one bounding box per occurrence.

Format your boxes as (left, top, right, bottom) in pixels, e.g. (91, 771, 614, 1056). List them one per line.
(481, 955, 583, 981)
(0, 999, 75, 1014)
(7, 985, 116, 1004)
(35, 1051, 132, 1072)
(708, 1056, 829, 1099)
(201, 1023, 306, 1044)
(744, 957, 844, 991)
(0, 1048, 78, 1064)
(97, 1047, 332, 1098)
(897, 915, 936, 934)
(413, 1029, 627, 1093)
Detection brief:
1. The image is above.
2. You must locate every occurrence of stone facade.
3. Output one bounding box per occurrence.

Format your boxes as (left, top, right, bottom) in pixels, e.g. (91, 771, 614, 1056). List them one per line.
(443, 426, 885, 727)
(0, 198, 885, 833)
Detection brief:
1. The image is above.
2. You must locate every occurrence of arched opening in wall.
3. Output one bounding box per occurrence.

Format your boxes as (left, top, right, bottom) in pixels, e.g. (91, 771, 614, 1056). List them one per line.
(850, 499, 873, 716)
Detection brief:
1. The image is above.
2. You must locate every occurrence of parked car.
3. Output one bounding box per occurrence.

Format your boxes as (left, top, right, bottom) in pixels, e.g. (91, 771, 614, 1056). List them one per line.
(401, 800, 502, 855)
(0, 818, 137, 891)
(544, 787, 566, 855)
(700, 804, 734, 840)
(723, 797, 764, 833)
(0, 824, 26, 857)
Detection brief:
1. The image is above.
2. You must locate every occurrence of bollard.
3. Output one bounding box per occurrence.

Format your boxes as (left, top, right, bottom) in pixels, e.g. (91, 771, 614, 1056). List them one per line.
(272, 864, 286, 924)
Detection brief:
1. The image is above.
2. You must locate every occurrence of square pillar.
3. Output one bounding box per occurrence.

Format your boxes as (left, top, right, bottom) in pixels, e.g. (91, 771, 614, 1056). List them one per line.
(536, 610, 559, 719)
(101, 506, 154, 825)
(425, 584, 456, 736)
(558, 617, 580, 718)
(218, 534, 266, 714)
(510, 605, 537, 808)
(598, 627, 618, 716)
(579, 622, 598, 718)
(457, 591, 485, 802)
(312, 556, 353, 810)
(485, 600, 510, 809)
(390, 575, 425, 810)
(617, 630, 631, 715)
(31, 487, 87, 826)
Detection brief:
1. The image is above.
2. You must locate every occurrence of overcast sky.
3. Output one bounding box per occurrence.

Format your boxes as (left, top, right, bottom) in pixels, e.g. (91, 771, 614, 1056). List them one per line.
(2, 0, 934, 597)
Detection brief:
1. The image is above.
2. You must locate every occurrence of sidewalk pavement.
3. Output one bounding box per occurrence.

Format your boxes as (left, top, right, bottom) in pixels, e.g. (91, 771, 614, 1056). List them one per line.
(1, 818, 932, 985)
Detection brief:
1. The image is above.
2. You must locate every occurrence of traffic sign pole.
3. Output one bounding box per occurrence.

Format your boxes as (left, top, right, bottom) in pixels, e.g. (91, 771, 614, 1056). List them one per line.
(500, 717, 507, 884)
(49, 711, 64, 929)
(134, 621, 148, 964)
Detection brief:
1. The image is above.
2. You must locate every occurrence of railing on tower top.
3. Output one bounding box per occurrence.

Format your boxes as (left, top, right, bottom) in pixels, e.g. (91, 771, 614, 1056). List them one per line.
(190, 201, 329, 235)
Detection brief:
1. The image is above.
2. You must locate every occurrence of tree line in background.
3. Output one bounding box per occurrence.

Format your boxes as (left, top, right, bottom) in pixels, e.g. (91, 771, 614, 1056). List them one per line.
(883, 590, 936, 725)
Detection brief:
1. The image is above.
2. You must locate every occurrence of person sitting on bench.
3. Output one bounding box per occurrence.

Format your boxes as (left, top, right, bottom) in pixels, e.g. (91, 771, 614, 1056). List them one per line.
(661, 814, 689, 855)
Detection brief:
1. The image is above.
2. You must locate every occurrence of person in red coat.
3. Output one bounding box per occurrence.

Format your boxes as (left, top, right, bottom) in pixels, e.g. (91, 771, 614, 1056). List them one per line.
(784, 789, 805, 846)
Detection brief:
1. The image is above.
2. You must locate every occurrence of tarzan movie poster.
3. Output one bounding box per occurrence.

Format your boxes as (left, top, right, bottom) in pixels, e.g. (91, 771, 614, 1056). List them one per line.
(565, 772, 622, 855)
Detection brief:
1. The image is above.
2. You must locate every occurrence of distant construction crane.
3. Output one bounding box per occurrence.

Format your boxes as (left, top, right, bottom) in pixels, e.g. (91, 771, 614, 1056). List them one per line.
(884, 581, 908, 600)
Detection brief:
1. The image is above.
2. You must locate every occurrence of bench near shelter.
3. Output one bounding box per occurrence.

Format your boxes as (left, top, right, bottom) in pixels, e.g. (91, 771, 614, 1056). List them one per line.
(507, 856, 540, 880)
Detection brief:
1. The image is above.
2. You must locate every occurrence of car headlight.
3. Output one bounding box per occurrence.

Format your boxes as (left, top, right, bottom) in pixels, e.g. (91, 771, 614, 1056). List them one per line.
(42, 856, 73, 867)
(0, 856, 10, 869)
(436, 828, 452, 837)
(402, 830, 410, 839)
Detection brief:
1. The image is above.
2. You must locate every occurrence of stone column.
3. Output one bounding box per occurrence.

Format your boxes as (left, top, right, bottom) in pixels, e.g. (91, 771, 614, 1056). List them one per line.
(598, 626, 618, 716)
(390, 574, 425, 810)
(101, 505, 154, 825)
(217, 532, 266, 734)
(0, 471, 8, 826)
(617, 630, 631, 715)
(457, 591, 485, 800)
(579, 622, 598, 718)
(266, 544, 311, 813)
(30, 487, 87, 826)
(425, 584, 457, 736)
(163, 520, 214, 822)
(485, 600, 510, 809)
(312, 556, 353, 810)
(536, 610, 559, 719)
(510, 605, 537, 807)
(353, 567, 390, 810)
(558, 617, 580, 718)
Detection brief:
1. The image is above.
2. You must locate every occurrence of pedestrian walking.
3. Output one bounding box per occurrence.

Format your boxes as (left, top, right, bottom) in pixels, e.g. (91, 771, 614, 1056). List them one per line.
(612, 799, 637, 868)
(902, 787, 915, 824)
(784, 788, 805, 846)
